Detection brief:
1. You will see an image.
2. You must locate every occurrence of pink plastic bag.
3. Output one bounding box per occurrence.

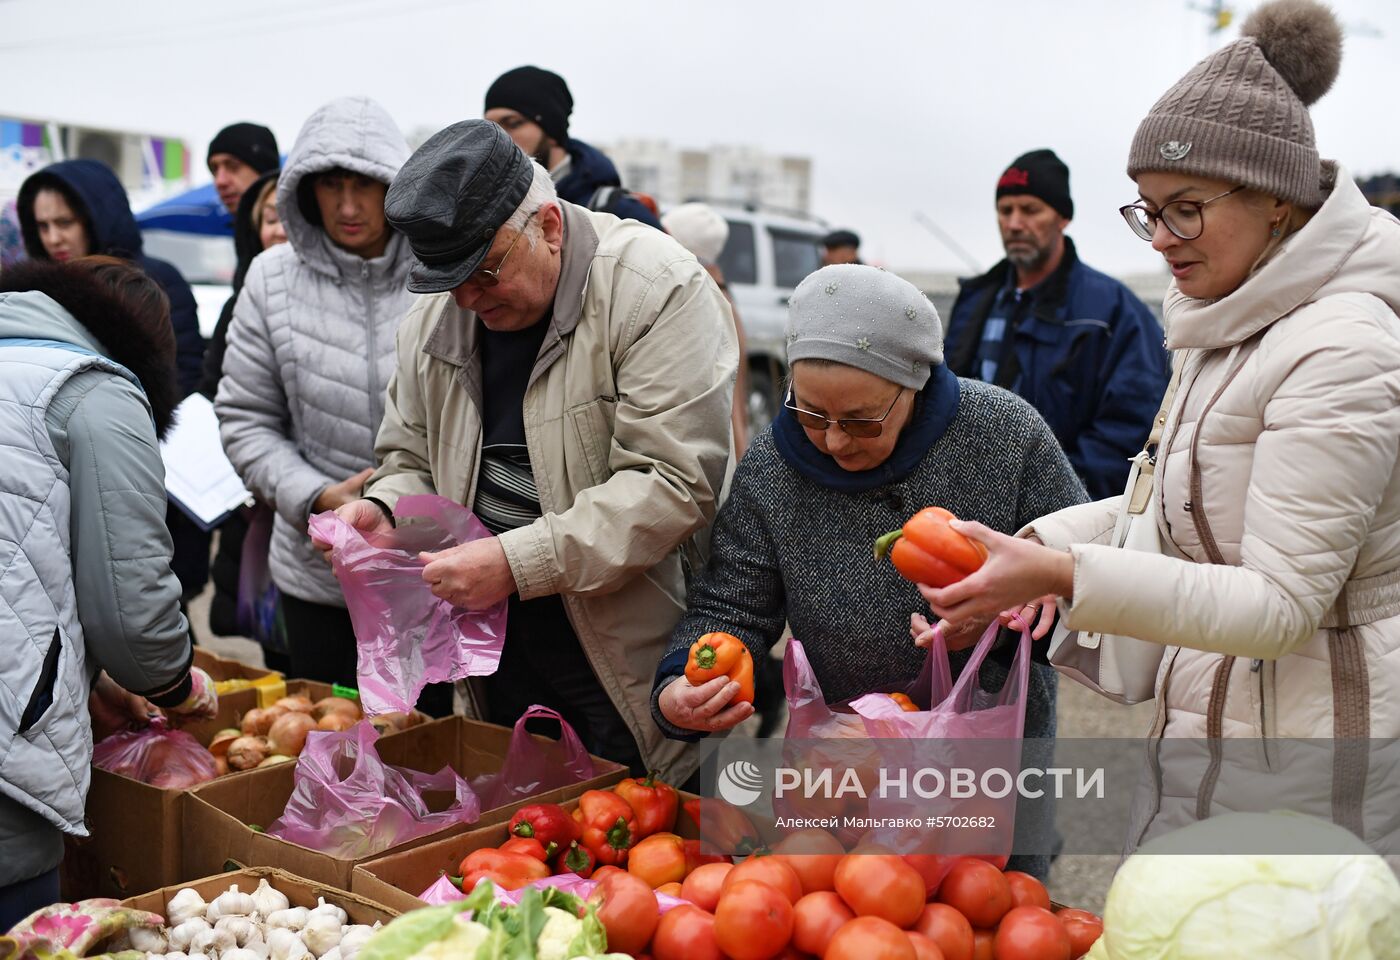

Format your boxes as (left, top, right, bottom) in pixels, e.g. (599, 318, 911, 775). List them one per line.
(493, 874, 689, 914)
(470, 705, 598, 812)
(267, 721, 480, 859)
(419, 875, 466, 905)
(848, 616, 1031, 739)
(309, 494, 507, 716)
(92, 719, 218, 790)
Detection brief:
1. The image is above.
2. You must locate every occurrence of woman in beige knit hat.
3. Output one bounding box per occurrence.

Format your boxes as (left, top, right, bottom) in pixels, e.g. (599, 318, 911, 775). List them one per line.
(922, 0, 1400, 857)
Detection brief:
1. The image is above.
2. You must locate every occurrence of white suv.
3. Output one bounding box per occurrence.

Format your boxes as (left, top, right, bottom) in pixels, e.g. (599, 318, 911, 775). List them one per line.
(709, 203, 828, 432)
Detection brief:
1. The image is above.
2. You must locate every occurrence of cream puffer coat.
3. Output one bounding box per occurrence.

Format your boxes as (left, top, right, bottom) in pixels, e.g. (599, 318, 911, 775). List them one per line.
(1030, 165, 1400, 854)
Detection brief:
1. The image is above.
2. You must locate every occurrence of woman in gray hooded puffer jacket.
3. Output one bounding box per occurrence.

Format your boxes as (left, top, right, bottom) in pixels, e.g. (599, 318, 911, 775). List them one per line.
(216, 96, 413, 688)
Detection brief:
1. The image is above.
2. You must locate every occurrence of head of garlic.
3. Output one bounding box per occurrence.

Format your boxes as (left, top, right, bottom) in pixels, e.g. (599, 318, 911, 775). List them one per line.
(265, 907, 310, 932)
(250, 878, 290, 917)
(129, 926, 169, 954)
(336, 926, 375, 960)
(300, 915, 342, 958)
(215, 916, 264, 949)
(167, 889, 209, 927)
(306, 899, 347, 927)
(169, 918, 213, 952)
(207, 885, 256, 921)
(265, 927, 310, 960)
(191, 926, 236, 957)
(223, 949, 264, 960)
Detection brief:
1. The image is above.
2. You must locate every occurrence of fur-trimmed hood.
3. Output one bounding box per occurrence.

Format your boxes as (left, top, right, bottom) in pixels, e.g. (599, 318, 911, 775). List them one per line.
(0, 261, 178, 437)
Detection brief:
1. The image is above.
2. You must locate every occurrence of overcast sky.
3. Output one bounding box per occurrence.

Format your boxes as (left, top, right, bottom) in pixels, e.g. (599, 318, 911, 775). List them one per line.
(3, 0, 1396, 276)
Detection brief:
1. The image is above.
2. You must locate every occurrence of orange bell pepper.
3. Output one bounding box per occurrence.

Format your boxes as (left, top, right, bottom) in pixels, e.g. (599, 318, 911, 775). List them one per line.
(684, 632, 755, 704)
(889, 692, 919, 713)
(874, 506, 988, 588)
(614, 772, 679, 839)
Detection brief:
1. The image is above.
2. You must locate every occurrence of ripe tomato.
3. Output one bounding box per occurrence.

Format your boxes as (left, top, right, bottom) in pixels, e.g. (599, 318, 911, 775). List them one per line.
(773, 828, 845, 894)
(680, 862, 733, 912)
(713, 880, 794, 960)
(723, 855, 804, 905)
(993, 906, 1071, 960)
(825, 916, 917, 960)
(936, 859, 1013, 928)
(1056, 909, 1104, 959)
(587, 869, 659, 956)
(903, 854, 957, 900)
(913, 903, 974, 960)
(652, 904, 722, 960)
(791, 891, 854, 956)
(629, 832, 688, 888)
(972, 928, 995, 960)
(1003, 872, 1051, 911)
(907, 930, 948, 960)
(656, 882, 683, 898)
(834, 854, 926, 928)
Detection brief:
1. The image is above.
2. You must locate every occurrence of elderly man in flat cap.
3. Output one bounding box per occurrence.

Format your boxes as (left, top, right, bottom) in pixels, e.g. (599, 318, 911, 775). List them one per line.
(319, 120, 737, 781)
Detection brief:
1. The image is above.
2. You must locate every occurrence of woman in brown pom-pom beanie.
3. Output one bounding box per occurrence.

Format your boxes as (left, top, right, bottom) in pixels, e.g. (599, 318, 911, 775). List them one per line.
(919, 0, 1400, 857)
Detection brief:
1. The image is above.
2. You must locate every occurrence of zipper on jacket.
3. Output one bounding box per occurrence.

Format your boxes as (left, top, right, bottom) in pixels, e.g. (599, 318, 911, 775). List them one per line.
(362, 261, 381, 446)
(1253, 657, 1278, 770)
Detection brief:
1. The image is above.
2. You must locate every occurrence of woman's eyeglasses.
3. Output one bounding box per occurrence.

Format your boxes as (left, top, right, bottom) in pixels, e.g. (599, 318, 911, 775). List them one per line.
(1118, 185, 1244, 241)
(784, 386, 906, 438)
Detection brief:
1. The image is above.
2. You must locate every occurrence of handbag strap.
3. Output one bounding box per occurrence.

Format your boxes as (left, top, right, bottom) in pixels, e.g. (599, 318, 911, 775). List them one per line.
(1125, 357, 1185, 515)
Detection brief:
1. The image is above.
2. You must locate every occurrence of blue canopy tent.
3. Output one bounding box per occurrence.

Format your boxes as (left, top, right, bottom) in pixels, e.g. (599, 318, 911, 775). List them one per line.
(135, 182, 232, 236)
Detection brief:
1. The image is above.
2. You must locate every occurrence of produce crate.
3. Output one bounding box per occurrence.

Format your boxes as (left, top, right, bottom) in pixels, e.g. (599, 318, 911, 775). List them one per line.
(352, 790, 702, 913)
(63, 681, 374, 900)
(120, 865, 398, 925)
(182, 716, 627, 890)
(193, 648, 285, 710)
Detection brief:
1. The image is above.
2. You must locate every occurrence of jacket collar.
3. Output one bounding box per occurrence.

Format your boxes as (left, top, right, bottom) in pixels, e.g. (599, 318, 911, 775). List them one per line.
(1164, 163, 1371, 350)
(962, 236, 1081, 316)
(422, 201, 600, 373)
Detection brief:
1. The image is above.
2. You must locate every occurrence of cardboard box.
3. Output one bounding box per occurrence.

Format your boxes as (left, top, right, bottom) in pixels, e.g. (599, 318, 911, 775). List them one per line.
(194, 649, 285, 710)
(352, 791, 702, 914)
(62, 681, 368, 900)
(121, 865, 399, 925)
(182, 716, 628, 890)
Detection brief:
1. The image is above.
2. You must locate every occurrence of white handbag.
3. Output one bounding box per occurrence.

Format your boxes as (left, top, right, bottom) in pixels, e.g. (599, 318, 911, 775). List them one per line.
(1047, 365, 1180, 705)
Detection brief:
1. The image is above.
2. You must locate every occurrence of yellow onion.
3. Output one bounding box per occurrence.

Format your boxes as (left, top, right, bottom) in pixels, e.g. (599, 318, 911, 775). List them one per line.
(227, 736, 269, 771)
(241, 705, 287, 737)
(274, 696, 314, 715)
(312, 696, 360, 722)
(267, 712, 317, 756)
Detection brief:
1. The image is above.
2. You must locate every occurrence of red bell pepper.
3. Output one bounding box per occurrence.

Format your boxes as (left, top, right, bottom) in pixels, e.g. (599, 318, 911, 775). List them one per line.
(554, 839, 597, 878)
(500, 835, 556, 862)
(573, 789, 638, 866)
(613, 772, 679, 839)
(683, 797, 766, 855)
(457, 848, 549, 892)
(508, 802, 580, 850)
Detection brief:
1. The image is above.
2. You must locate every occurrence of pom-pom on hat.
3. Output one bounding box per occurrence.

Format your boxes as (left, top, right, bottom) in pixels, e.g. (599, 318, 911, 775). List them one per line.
(1127, 0, 1343, 208)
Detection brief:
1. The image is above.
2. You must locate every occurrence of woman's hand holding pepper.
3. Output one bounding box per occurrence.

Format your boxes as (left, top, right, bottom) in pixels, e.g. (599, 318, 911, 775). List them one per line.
(658, 676, 754, 733)
(917, 520, 1074, 636)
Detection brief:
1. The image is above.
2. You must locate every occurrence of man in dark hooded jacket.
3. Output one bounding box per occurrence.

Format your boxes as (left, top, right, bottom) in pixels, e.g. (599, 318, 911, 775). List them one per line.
(484, 66, 662, 229)
(18, 160, 209, 603)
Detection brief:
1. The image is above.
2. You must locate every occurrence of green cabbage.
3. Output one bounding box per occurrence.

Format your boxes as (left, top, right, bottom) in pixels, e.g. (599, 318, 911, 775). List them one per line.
(1093, 813, 1400, 959)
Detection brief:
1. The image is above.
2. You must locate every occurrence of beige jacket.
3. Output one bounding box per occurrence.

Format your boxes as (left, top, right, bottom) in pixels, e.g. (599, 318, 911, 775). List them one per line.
(365, 203, 737, 783)
(1031, 166, 1400, 851)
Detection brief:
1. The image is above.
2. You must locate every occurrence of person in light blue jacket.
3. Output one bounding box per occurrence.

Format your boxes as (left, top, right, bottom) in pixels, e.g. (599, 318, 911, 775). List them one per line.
(0, 257, 215, 927)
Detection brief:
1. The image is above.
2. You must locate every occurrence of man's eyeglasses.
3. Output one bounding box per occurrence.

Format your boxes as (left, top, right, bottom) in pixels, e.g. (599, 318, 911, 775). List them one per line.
(467, 210, 537, 287)
(784, 386, 906, 438)
(1118, 185, 1244, 241)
